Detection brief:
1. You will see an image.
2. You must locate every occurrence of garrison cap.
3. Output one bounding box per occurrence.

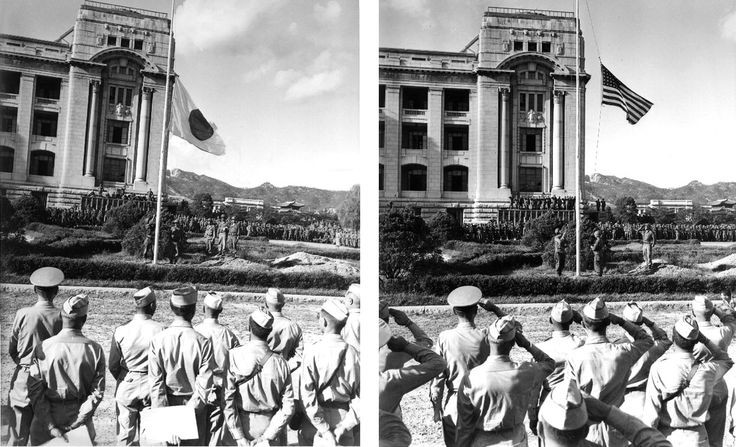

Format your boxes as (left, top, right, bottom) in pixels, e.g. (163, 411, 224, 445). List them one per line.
(250, 309, 274, 330)
(203, 291, 223, 310)
(675, 315, 699, 341)
(583, 297, 609, 321)
(62, 294, 89, 318)
(692, 295, 713, 312)
(623, 302, 644, 324)
(322, 299, 349, 323)
(30, 267, 64, 287)
(539, 377, 588, 430)
(379, 319, 392, 348)
(447, 286, 482, 307)
(265, 287, 285, 305)
(133, 287, 156, 307)
(488, 315, 517, 342)
(550, 300, 573, 324)
(171, 286, 198, 307)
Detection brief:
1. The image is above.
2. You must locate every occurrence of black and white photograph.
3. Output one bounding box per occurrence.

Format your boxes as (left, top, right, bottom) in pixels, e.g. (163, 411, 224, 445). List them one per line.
(0, 0, 359, 445)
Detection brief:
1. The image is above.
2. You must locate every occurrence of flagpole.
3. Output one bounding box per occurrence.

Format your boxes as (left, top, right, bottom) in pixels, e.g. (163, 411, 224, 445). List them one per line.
(575, 0, 581, 277)
(153, 0, 175, 265)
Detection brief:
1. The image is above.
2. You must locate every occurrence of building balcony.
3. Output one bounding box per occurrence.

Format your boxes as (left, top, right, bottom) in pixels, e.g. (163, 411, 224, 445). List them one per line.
(31, 135, 57, 143)
(519, 152, 543, 165)
(402, 109, 427, 121)
(0, 92, 18, 104)
(444, 110, 470, 122)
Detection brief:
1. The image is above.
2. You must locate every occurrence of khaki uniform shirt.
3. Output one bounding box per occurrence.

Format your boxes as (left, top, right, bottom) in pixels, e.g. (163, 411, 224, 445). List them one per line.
(536, 330, 585, 390)
(109, 314, 165, 378)
(148, 319, 215, 409)
(379, 344, 445, 414)
(301, 333, 360, 434)
(342, 309, 360, 353)
(642, 348, 733, 429)
(9, 302, 62, 367)
(699, 316, 736, 402)
(28, 329, 106, 430)
(594, 406, 672, 447)
(267, 312, 303, 372)
(194, 318, 240, 386)
(618, 324, 671, 392)
(455, 347, 554, 447)
(223, 340, 294, 441)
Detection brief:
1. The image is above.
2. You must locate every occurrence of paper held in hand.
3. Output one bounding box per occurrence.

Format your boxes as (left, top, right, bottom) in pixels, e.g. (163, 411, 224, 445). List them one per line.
(140, 406, 199, 443)
(41, 426, 92, 446)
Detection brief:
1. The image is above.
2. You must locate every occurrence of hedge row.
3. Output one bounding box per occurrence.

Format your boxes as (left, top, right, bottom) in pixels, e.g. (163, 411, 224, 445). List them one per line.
(432, 253, 542, 275)
(1, 238, 121, 258)
(382, 274, 736, 303)
(4, 256, 357, 291)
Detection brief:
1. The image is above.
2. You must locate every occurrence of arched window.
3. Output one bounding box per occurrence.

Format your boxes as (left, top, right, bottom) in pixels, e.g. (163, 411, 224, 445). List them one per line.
(379, 164, 384, 191)
(443, 165, 468, 192)
(29, 150, 54, 176)
(401, 164, 426, 191)
(0, 146, 14, 172)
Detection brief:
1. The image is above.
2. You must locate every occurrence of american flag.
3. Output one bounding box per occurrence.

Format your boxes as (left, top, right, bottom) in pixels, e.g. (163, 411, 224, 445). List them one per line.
(601, 64, 653, 125)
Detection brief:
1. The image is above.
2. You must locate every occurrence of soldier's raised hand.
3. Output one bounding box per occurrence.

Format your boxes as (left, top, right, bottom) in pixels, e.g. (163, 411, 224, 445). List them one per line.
(389, 308, 412, 326)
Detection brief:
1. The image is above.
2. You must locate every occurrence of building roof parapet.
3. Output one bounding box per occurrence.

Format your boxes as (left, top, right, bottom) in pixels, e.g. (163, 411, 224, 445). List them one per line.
(0, 50, 70, 66)
(484, 7, 574, 19)
(380, 47, 476, 59)
(82, 0, 168, 20)
(1, 34, 70, 49)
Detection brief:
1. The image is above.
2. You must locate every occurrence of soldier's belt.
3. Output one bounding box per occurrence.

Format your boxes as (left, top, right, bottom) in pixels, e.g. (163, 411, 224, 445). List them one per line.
(479, 424, 517, 434)
(658, 424, 701, 431)
(319, 401, 350, 410)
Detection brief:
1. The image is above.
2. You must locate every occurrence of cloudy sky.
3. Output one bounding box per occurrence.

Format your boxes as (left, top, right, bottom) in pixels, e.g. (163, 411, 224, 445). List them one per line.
(381, 0, 736, 188)
(1, 0, 358, 190)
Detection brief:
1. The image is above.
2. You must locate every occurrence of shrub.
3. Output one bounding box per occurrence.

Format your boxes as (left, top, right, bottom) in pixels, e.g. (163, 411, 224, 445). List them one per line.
(103, 201, 149, 237)
(121, 211, 183, 261)
(379, 208, 439, 279)
(13, 194, 47, 225)
(521, 211, 565, 252)
(427, 211, 464, 243)
(540, 216, 599, 271)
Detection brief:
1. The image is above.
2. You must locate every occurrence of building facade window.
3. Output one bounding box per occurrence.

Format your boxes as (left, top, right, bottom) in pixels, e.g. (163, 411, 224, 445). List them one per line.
(379, 85, 386, 108)
(107, 120, 130, 144)
(109, 86, 133, 106)
(527, 41, 538, 52)
(107, 35, 117, 46)
(134, 39, 144, 50)
(0, 146, 14, 172)
(513, 40, 523, 51)
(444, 125, 469, 151)
(443, 165, 468, 192)
(519, 92, 545, 112)
(29, 150, 54, 176)
(519, 167, 543, 192)
(445, 89, 470, 111)
(401, 164, 427, 191)
(402, 86, 428, 110)
(32, 111, 58, 137)
(0, 71, 21, 94)
(103, 156, 126, 182)
(1, 107, 17, 132)
(35, 76, 61, 100)
(542, 42, 551, 53)
(520, 128, 543, 152)
(379, 121, 385, 149)
(379, 164, 384, 190)
(401, 123, 427, 149)
(120, 38, 130, 48)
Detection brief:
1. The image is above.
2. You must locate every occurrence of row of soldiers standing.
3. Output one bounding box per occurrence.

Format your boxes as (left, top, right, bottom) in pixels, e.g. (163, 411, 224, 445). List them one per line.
(7, 266, 361, 446)
(204, 217, 241, 255)
(378, 285, 736, 446)
(600, 222, 736, 243)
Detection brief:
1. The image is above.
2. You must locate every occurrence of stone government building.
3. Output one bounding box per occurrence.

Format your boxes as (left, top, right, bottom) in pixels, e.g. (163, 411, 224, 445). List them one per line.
(0, 1, 173, 207)
(379, 6, 589, 222)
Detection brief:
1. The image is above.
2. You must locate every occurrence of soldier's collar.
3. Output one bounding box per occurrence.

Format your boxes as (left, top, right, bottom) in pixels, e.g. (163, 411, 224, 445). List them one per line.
(322, 333, 345, 341)
(170, 319, 193, 328)
(551, 330, 571, 338)
(203, 317, 219, 324)
(34, 300, 55, 308)
(133, 314, 152, 320)
(585, 334, 609, 344)
(457, 321, 475, 329)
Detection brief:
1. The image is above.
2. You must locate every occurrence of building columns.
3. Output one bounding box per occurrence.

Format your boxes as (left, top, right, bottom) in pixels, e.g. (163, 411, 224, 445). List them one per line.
(84, 80, 100, 177)
(135, 86, 153, 182)
(499, 87, 510, 189)
(552, 90, 565, 191)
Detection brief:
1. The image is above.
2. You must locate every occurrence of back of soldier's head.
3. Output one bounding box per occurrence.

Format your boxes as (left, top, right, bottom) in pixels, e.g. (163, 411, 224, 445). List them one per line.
(171, 303, 196, 321)
(249, 310, 274, 340)
(34, 285, 59, 301)
(452, 304, 477, 320)
(321, 309, 347, 332)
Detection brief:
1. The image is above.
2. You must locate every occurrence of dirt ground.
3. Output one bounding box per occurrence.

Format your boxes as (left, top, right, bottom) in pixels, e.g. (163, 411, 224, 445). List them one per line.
(0, 286, 330, 446)
(387, 301, 736, 447)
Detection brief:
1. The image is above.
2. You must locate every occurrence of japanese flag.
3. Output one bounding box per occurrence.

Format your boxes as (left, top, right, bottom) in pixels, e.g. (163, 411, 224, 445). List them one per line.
(170, 81, 226, 155)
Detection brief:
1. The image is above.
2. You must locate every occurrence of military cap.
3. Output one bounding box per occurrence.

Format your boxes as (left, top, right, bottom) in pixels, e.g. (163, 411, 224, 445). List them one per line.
(30, 267, 64, 287)
(62, 294, 89, 318)
(447, 285, 482, 307)
(550, 300, 573, 324)
(488, 315, 517, 342)
(133, 287, 156, 307)
(265, 287, 285, 305)
(691, 295, 713, 312)
(674, 315, 699, 341)
(623, 302, 643, 324)
(539, 377, 588, 430)
(379, 319, 392, 348)
(203, 291, 223, 310)
(346, 283, 361, 299)
(171, 286, 198, 307)
(250, 309, 274, 330)
(582, 297, 609, 321)
(322, 298, 349, 323)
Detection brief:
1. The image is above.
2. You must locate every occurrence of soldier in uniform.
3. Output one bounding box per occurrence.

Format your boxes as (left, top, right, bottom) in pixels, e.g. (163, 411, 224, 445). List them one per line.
(643, 315, 733, 446)
(299, 299, 360, 446)
(223, 309, 294, 446)
(217, 217, 229, 255)
(380, 301, 434, 371)
(8, 267, 64, 446)
(148, 286, 215, 445)
(641, 224, 656, 269)
(204, 220, 217, 255)
(108, 287, 164, 446)
(590, 229, 606, 277)
(429, 286, 493, 446)
(553, 227, 568, 276)
(28, 294, 106, 445)
(194, 292, 241, 446)
(342, 284, 361, 353)
(170, 222, 184, 264)
(690, 295, 736, 447)
(228, 218, 240, 253)
(455, 315, 555, 447)
(142, 220, 156, 259)
(564, 297, 654, 446)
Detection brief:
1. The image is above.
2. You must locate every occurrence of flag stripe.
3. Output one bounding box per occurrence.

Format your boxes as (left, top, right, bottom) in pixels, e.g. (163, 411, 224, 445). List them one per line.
(601, 64, 653, 125)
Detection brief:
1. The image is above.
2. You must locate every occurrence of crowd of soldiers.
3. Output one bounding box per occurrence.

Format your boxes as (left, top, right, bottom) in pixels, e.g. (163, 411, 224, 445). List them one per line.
(7, 267, 361, 446)
(509, 194, 577, 211)
(85, 186, 156, 202)
(462, 221, 526, 243)
(379, 285, 736, 447)
(600, 222, 736, 243)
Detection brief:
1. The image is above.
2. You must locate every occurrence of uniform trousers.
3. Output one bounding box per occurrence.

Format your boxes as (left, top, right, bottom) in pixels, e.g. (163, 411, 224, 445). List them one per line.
(115, 371, 150, 446)
(205, 386, 228, 446)
(29, 400, 95, 446)
(440, 393, 458, 447)
(555, 252, 565, 276)
(469, 424, 526, 447)
(8, 366, 32, 446)
(706, 382, 727, 447)
(298, 403, 355, 446)
(643, 245, 653, 267)
(593, 252, 604, 276)
(659, 425, 708, 447)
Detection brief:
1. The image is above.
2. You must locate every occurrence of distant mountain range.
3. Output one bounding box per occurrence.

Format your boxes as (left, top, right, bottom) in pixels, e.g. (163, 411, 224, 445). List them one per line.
(586, 173, 736, 205)
(166, 169, 349, 211)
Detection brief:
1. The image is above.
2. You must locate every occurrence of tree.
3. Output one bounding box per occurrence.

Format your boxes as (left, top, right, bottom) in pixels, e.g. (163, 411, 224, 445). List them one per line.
(337, 185, 360, 230)
(541, 215, 599, 271)
(379, 207, 438, 279)
(176, 199, 191, 216)
(521, 211, 565, 252)
(0, 197, 21, 233)
(103, 201, 149, 238)
(13, 194, 47, 226)
(191, 193, 214, 218)
(427, 211, 463, 244)
(613, 196, 639, 224)
(122, 211, 182, 261)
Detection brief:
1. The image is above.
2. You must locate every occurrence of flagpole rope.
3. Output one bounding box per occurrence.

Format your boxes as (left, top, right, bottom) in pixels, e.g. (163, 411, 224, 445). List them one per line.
(583, 0, 602, 62)
(584, 0, 603, 178)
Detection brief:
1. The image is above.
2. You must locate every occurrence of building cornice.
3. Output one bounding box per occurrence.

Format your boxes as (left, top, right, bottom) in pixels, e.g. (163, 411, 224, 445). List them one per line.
(0, 34, 70, 48)
(0, 51, 69, 65)
(380, 65, 475, 76)
(379, 47, 477, 59)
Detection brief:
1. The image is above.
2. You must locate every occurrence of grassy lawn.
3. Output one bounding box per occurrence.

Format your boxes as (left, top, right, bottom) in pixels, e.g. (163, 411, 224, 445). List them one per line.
(386, 301, 736, 447)
(0, 287, 328, 446)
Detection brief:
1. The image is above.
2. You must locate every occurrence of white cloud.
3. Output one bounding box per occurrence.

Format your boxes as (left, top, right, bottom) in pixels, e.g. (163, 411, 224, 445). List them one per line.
(288, 22, 299, 34)
(284, 69, 344, 101)
(274, 69, 300, 87)
(721, 11, 736, 42)
(242, 60, 276, 83)
(314, 1, 342, 21)
(383, 0, 428, 18)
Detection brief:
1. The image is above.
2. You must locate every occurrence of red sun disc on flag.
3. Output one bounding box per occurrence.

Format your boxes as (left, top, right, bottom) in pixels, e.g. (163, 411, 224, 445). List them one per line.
(188, 109, 214, 141)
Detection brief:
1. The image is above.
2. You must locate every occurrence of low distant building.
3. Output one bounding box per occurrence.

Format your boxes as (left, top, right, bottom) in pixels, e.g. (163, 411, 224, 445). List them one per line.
(275, 200, 305, 213)
(223, 197, 264, 211)
(704, 199, 736, 213)
(647, 199, 693, 212)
